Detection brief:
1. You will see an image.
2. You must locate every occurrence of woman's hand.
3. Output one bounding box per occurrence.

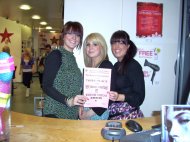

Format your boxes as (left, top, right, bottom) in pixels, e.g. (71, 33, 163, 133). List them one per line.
(109, 91, 119, 101)
(109, 91, 125, 102)
(73, 95, 88, 106)
(67, 95, 88, 107)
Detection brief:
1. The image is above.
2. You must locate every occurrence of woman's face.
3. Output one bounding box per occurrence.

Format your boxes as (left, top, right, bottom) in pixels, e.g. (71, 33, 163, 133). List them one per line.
(166, 108, 190, 142)
(85, 41, 101, 59)
(64, 33, 80, 52)
(111, 41, 129, 62)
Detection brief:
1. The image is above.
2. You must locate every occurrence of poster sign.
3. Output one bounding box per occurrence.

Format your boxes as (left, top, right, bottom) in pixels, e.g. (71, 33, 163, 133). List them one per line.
(161, 105, 190, 142)
(136, 2, 163, 37)
(83, 68, 111, 108)
(136, 45, 162, 86)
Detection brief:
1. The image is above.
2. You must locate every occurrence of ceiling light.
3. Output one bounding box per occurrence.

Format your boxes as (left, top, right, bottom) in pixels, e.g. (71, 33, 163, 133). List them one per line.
(46, 26, 52, 30)
(50, 31, 56, 33)
(40, 21, 47, 25)
(19, 4, 31, 10)
(32, 15, 41, 20)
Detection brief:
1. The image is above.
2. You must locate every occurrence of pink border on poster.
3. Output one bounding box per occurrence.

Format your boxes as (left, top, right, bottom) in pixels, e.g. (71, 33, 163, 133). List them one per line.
(83, 68, 111, 108)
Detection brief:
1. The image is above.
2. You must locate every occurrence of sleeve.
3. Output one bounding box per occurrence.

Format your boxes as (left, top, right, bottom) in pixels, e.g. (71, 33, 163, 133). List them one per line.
(42, 50, 67, 105)
(124, 61, 145, 108)
(91, 60, 114, 116)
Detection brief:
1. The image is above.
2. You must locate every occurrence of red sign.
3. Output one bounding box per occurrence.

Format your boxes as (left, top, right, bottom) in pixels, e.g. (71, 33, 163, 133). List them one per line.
(136, 2, 163, 37)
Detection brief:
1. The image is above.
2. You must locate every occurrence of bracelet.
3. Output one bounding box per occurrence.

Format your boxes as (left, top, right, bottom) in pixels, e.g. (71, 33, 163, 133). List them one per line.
(65, 97, 70, 107)
(65, 97, 73, 107)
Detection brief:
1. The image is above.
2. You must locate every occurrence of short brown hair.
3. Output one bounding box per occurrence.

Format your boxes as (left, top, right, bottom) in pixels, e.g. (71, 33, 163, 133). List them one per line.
(2, 46, 10, 55)
(62, 21, 83, 49)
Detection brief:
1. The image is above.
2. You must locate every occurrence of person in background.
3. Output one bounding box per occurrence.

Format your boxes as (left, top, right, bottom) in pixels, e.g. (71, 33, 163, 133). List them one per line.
(2, 46, 10, 54)
(38, 44, 51, 88)
(45, 44, 52, 55)
(19, 47, 35, 97)
(79, 33, 115, 120)
(42, 21, 88, 119)
(2, 46, 16, 96)
(108, 30, 145, 120)
(164, 105, 190, 142)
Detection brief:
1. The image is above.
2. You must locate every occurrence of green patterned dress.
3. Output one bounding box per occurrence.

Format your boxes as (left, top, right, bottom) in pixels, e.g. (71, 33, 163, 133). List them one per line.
(43, 47, 82, 119)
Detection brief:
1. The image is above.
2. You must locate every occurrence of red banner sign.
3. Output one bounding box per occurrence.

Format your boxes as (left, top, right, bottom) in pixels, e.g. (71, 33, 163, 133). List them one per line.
(136, 2, 163, 37)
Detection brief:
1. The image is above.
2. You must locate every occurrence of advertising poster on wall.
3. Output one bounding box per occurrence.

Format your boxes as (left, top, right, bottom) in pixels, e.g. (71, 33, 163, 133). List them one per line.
(136, 2, 163, 38)
(136, 45, 162, 86)
(83, 68, 111, 108)
(161, 105, 190, 142)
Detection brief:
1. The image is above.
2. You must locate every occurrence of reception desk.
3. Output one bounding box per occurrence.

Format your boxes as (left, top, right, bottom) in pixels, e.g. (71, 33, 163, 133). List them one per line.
(10, 112, 161, 142)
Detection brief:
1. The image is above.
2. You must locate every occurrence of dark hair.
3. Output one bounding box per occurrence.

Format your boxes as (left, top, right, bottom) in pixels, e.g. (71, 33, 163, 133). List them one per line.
(110, 30, 137, 74)
(45, 44, 51, 49)
(62, 21, 83, 49)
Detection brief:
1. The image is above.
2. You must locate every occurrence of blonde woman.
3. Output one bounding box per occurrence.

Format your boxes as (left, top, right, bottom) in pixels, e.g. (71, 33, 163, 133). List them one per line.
(79, 33, 115, 120)
(19, 47, 35, 97)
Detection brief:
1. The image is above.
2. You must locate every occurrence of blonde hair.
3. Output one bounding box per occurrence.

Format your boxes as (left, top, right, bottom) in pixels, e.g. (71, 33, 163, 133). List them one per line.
(83, 33, 108, 67)
(23, 47, 33, 59)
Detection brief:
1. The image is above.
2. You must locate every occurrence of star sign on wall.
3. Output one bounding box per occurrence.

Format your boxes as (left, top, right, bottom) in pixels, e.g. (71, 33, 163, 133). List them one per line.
(0, 28, 14, 43)
(50, 36, 59, 44)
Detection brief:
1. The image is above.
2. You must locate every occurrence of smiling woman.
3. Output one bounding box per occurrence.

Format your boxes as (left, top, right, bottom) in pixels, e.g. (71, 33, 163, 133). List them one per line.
(42, 21, 88, 119)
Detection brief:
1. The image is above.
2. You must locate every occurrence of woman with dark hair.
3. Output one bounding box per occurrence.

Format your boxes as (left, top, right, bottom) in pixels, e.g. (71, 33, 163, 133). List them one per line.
(42, 21, 88, 119)
(108, 30, 145, 120)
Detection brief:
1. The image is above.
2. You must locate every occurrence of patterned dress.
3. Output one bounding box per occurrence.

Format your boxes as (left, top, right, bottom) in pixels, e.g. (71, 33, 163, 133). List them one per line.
(43, 47, 82, 119)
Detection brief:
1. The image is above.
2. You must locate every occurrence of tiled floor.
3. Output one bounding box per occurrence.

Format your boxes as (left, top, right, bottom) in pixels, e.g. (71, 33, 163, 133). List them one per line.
(11, 75, 43, 115)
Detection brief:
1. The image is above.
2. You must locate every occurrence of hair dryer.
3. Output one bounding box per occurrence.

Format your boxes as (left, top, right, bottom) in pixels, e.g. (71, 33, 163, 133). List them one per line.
(144, 59, 160, 84)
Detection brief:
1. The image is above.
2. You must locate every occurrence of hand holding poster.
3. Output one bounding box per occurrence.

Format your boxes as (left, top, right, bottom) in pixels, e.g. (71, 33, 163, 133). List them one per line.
(83, 68, 111, 108)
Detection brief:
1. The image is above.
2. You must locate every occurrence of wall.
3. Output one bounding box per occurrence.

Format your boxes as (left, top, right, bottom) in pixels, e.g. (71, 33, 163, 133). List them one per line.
(0, 17, 32, 82)
(64, 0, 181, 116)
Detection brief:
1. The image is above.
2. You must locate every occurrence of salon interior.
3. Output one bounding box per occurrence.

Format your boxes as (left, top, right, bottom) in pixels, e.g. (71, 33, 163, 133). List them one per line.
(0, 0, 189, 142)
(0, 0, 63, 115)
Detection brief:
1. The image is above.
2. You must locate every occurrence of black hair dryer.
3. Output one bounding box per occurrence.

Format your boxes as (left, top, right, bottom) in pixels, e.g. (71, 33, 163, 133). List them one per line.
(144, 59, 160, 84)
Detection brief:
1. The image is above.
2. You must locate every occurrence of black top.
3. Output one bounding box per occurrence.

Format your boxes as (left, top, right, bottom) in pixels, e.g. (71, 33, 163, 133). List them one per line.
(42, 50, 67, 105)
(42, 48, 82, 119)
(113, 59, 145, 108)
(91, 60, 115, 116)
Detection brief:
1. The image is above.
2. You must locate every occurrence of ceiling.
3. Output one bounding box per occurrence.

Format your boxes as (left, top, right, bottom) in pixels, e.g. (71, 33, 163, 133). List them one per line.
(0, 0, 64, 33)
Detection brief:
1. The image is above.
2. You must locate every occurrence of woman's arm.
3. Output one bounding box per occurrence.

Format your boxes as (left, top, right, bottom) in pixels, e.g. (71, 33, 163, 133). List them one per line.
(42, 50, 68, 105)
(123, 61, 145, 107)
(19, 59, 23, 75)
(109, 60, 145, 108)
(31, 57, 35, 74)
